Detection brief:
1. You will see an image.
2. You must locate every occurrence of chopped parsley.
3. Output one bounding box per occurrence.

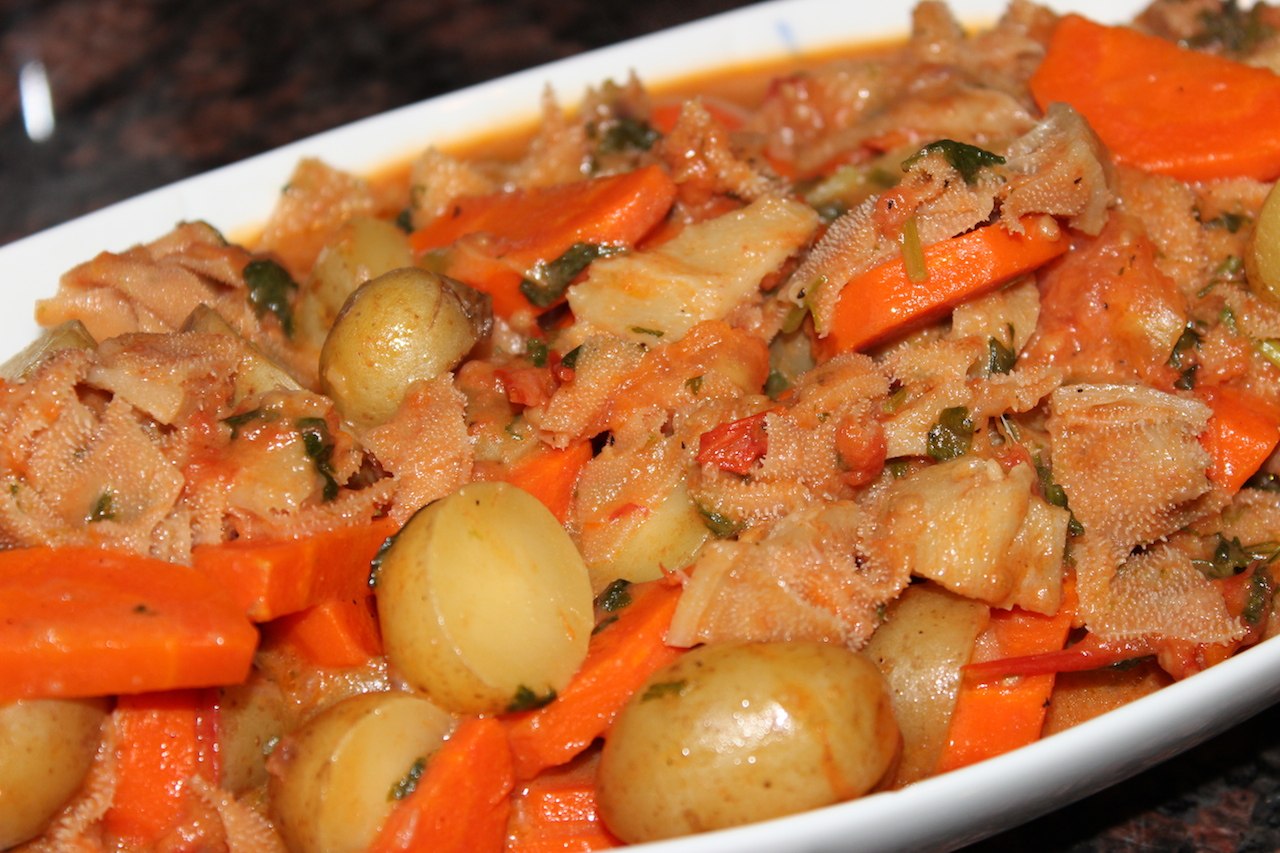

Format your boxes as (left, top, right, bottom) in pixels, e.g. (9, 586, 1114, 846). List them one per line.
(697, 504, 745, 539)
(1196, 535, 1280, 579)
(903, 139, 1006, 185)
(520, 243, 621, 308)
(764, 369, 791, 399)
(642, 680, 687, 701)
(243, 259, 298, 337)
(926, 406, 974, 462)
(88, 491, 116, 523)
(560, 345, 583, 370)
(367, 524, 400, 590)
(297, 417, 340, 502)
(595, 579, 634, 612)
(1035, 454, 1084, 536)
(222, 407, 274, 439)
(389, 757, 427, 801)
(1244, 566, 1275, 625)
(1186, 0, 1274, 57)
(526, 338, 549, 368)
(1199, 210, 1250, 233)
(597, 116, 660, 154)
(394, 208, 414, 233)
(507, 685, 557, 713)
(987, 336, 1017, 375)
(1168, 326, 1202, 390)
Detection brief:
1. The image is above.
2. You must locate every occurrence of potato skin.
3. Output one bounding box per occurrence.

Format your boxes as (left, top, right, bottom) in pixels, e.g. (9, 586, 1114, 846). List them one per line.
(597, 641, 899, 844)
(1249, 181, 1280, 304)
(297, 217, 415, 350)
(0, 698, 107, 849)
(376, 481, 593, 715)
(268, 691, 453, 853)
(319, 267, 482, 428)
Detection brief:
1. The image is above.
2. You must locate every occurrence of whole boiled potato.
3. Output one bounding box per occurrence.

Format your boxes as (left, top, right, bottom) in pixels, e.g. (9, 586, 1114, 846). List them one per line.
(268, 691, 453, 853)
(297, 217, 415, 350)
(597, 641, 899, 844)
(1248, 180, 1280, 304)
(319, 267, 485, 428)
(0, 698, 107, 849)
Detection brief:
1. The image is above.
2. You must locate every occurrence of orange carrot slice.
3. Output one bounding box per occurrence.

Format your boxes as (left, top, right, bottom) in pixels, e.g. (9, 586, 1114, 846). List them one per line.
(410, 166, 677, 317)
(489, 440, 594, 525)
(937, 579, 1077, 773)
(268, 595, 382, 667)
(368, 716, 515, 853)
(504, 580, 684, 780)
(506, 759, 621, 852)
(0, 547, 257, 702)
(820, 218, 1069, 355)
(192, 517, 398, 622)
(103, 689, 219, 845)
(1030, 15, 1280, 181)
(1198, 385, 1280, 494)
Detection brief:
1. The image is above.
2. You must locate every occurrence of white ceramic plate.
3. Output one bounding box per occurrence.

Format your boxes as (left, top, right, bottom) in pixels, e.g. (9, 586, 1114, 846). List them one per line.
(5, 0, 1277, 850)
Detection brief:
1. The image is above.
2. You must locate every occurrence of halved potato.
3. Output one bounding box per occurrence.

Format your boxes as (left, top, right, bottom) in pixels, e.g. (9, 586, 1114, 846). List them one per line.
(1248, 180, 1280, 303)
(376, 482, 594, 714)
(864, 582, 988, 785)
(0, 319, 95, 382)
(268, 691, 453, 853)
(587, 477, 710, 591)
(0, 698, 107, 849)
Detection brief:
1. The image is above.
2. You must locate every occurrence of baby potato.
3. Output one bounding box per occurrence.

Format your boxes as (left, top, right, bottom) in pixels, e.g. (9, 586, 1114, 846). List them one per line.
(0, 698, 107, 849)
(597, 641, 899, 844)
(296, 217, 415, 350)
(1248, 180, 1280, 304)
(218, 676, 292, 794)
(376, 481, 594, 715)
(0, 319, 96, 382)
(268, 691, 453, 853)
(584, 476, 711, 592)
(319, 267, 483, 428)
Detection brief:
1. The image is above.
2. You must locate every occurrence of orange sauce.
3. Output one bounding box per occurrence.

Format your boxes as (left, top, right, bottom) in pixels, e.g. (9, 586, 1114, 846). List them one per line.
(357, 37, 902, 219)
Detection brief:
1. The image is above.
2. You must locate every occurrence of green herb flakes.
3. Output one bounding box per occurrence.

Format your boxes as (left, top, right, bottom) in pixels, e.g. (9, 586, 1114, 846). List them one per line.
(243, 259, 298, 337)
(596, 579, 634, 612)
(641, 680, 687, 701)
(507, 685, 557, 713)
(297, 417, 340, 502)
(389, 757, 427, 801)
(1244, 566, 1275, 625)
(597, 117, 660, 154)
(987, 336, 1017, 375)
(697, 504, 745, 539)
(903, 139, 1006, 185)
(521, 243, 620, 308)
(764, 369, 791, 400)
(526, 338, 549, 367)
(926, 406, 974, 461)
(88, 491, 116, 523)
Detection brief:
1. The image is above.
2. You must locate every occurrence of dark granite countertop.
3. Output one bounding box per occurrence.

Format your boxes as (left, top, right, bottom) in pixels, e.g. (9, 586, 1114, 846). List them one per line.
(3, 0, 1280, 850)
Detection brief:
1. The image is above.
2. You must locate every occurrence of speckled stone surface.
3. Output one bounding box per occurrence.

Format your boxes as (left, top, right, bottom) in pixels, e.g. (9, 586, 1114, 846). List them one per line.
(4, 0, 1280, 850)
